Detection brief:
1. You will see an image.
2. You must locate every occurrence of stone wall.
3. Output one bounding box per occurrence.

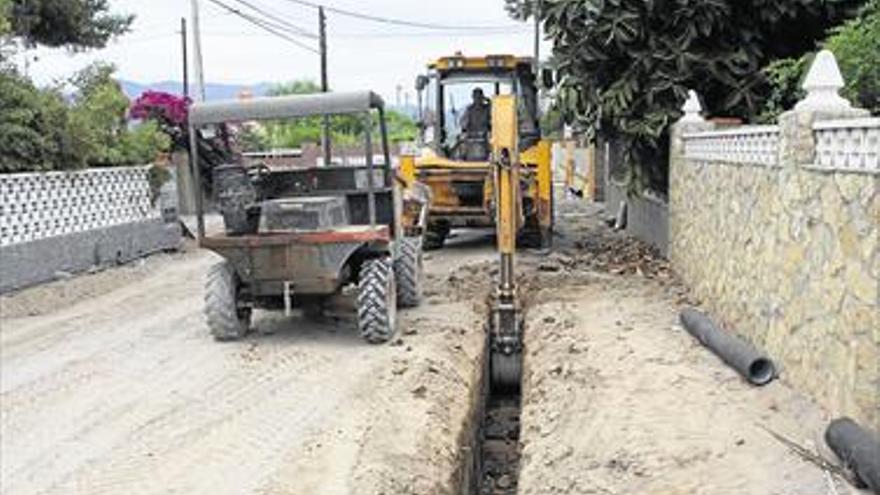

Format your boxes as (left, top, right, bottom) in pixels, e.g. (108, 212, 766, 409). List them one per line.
(669, 87, 879, 428)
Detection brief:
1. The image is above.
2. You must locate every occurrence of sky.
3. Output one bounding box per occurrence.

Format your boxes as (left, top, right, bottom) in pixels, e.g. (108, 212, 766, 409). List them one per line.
(24, 0, 551, 104)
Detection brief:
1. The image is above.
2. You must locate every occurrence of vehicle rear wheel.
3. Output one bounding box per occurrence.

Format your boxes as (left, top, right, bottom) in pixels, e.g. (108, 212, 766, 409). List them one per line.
(302, 299, 325, 320)
(424, 224, 449, 250)
(394, 236, 424, 308)
(357, 257, 397, 344)
(205, 260, 250, 341)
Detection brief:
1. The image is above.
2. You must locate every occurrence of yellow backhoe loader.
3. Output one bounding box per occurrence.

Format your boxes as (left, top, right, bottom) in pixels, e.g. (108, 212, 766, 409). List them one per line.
(400, 53, 554, 249)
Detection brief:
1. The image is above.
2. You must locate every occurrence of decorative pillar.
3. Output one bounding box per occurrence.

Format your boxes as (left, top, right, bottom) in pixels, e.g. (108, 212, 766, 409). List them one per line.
(779, 50, 869, 167)
(669, 90, 714, 261)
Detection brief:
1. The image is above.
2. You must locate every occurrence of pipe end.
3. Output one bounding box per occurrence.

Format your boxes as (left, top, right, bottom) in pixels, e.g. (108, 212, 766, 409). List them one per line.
(748, 358, 776, 386)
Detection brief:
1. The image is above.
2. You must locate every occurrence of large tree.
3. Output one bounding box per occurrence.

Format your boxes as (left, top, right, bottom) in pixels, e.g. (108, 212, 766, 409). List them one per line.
(510, 0, 865, 190)
(4, 0, 132, 50)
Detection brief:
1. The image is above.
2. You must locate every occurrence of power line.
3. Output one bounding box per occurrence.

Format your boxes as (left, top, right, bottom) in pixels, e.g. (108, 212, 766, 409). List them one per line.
(205, 0, 319, 54)
(133, 11, 232, 33)
(228, 0, 317, 39)
(278, 0, 522, 31)
(198, 29, 532, 39)
(335, 29, 534, 39)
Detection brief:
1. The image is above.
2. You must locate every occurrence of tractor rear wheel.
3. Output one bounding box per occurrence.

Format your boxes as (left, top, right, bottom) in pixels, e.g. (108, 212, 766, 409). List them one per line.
(205, 260, 251, 341)
(394, 236, 424, 308)
(357, 257, 397, 344)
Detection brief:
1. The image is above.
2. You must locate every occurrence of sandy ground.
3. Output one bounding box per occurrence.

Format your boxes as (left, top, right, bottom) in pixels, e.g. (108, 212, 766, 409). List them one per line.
(0, 233, 491, 495)
(516, 200, 861, 495)
(2, 194, 863, 495)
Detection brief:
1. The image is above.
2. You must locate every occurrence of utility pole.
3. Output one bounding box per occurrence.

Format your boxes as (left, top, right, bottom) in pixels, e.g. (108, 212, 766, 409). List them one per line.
(533, 0, 541, 76)
(319, 6, 331, 166)
(180, 16, 198, 219)
(191, 0, 207, 101)
(181, 18, 189, 99)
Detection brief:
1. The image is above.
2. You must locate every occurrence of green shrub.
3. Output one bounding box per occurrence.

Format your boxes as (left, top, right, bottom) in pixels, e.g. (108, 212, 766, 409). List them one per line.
(759, 0, 879, 120)
(0, 63, 169, 173)
(0, 71, 74, 172)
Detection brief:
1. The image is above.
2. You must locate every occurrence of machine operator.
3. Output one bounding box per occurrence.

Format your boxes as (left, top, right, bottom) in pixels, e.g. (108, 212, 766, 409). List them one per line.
(458, 88, 492, 160)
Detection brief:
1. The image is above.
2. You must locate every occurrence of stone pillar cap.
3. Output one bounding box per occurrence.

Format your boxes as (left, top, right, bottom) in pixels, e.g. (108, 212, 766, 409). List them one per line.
(795, 50, 854, 112)
(680, 90, 705, 122)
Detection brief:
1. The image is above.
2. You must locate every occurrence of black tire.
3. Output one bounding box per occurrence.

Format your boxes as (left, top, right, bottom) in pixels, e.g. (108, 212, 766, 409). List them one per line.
(301, 300, 325, 320)
(357, 257, 397, 344)
(424, 224, 448, 250)
(205, 260, 250, 341)
(394, 236, 424, 308)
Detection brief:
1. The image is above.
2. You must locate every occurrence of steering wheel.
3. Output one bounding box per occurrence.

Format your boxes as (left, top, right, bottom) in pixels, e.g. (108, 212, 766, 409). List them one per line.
(246, 162, 271, 182)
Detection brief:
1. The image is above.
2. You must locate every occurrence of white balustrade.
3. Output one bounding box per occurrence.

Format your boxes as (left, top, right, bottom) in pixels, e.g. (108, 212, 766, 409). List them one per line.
(683, 126, 780, 166)
(0, 166, 159, 247)
(813, 118, 880, 174)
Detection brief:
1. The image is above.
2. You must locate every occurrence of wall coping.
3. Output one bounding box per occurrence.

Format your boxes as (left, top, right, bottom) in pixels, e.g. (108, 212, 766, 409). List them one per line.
(813, 117, 880, 130)
(0, 164, 153, 179)
(682, 125, 779, 140)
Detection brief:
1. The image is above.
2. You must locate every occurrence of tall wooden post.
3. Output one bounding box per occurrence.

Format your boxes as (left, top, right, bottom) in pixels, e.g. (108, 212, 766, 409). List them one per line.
(319, 7, 331, 166)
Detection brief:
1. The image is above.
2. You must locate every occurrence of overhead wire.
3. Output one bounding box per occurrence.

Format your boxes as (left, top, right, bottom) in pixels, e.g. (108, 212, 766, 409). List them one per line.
(276, 0, 523, 31)
(227, 0, 318, 39)
(204, 0, 320, 54)
(334, 29, 533, 39)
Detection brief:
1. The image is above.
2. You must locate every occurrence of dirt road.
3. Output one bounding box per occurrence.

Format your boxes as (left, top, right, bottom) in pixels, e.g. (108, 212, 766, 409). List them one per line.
(0, 235, 492, 495)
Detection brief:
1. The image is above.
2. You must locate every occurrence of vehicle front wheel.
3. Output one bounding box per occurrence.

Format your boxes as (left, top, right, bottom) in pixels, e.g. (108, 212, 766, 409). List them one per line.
(357, 257, 397, 344)
(394, 236, 424, 308)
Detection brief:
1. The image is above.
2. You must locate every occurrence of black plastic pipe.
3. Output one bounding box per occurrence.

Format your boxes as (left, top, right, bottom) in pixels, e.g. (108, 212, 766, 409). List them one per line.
(679, 308, 776, 386)
(826, 417, 880, 492)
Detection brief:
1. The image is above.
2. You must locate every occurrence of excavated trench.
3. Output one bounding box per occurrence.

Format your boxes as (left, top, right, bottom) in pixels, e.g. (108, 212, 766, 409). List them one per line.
(443, 250, 568, 495)
(477, 383, 522, 493)
(456, 316, 526, 494)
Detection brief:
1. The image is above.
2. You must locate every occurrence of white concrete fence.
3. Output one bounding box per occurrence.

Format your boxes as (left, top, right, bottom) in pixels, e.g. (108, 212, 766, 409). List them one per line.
(1, 166, 161, 247)
(0, 165, 181, 293)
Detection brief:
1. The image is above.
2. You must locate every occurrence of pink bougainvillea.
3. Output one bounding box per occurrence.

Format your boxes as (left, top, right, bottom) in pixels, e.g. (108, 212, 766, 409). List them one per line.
(130, 91, 191, 126)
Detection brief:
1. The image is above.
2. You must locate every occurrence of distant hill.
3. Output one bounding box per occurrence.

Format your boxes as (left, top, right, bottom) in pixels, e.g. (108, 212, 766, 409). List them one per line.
(119, 80, 274, 101)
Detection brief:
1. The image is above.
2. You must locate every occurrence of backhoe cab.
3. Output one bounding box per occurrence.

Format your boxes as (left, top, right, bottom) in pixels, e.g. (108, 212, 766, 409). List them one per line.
(407, 54, 554, 249)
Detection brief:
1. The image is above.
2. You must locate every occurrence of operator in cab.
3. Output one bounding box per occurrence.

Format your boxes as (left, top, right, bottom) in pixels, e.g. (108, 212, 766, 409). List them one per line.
(457, 88, 492, 160)
(460, 88, 491, 136)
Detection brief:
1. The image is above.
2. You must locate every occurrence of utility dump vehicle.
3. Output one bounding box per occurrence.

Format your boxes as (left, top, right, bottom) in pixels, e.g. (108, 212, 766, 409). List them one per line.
(188, 91, 429, 343)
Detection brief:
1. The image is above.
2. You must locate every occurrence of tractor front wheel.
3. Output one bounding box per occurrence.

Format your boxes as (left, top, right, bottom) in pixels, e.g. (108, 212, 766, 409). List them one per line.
(357, 257, 397, 344)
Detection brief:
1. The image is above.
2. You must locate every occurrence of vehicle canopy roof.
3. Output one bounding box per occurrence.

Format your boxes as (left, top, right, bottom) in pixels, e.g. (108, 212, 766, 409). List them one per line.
(188, 90, 385, 126)
(428, 53, 533, 72)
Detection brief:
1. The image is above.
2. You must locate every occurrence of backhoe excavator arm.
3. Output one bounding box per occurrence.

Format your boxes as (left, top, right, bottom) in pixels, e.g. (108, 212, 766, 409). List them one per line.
(489, 95, 523, 393)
